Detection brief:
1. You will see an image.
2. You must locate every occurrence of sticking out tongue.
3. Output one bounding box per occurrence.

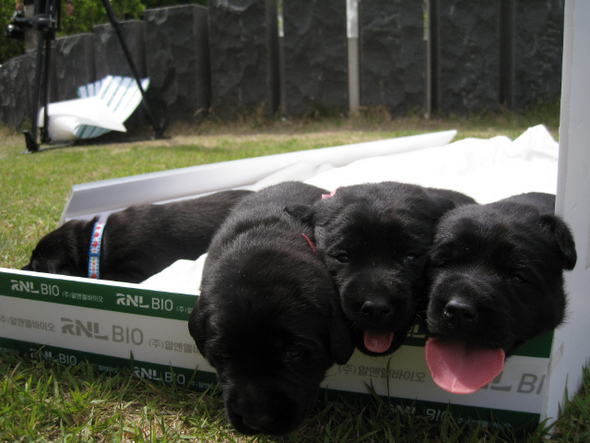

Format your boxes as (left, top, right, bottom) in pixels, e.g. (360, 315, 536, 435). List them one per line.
(363, 331, 394, 353)
(425, 337, 505, 394)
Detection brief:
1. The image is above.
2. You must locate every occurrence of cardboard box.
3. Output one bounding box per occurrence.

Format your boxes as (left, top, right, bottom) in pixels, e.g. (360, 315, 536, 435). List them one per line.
(0, 126, 573, 435)
(0, 267, 553, 433)
(0, 271, 215, 389)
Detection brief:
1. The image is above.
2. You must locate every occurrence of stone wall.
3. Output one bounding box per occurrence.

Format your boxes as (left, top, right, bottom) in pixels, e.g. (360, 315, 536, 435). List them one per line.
(0, 53, 35, 129)
(510, 0, 564, 110)
(0, 1, 565, 131)
(359, 0, 425, 116)
(431, 0, 501, 114)
(53, 33, 96, 102)
(144, 5, 210, 124)
(282, 0, 348, 116)
(208, 0, 278, 119)
(430, 0, 564, 115)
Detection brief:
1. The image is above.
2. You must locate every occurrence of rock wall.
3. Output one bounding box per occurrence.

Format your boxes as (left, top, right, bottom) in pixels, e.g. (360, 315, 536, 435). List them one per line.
(359, 0, 425, 115)
(432, 0, 501, 115)
(282, 0, 348, 116)
(0, 1, 565, 131)
(208, 0, 278, 119)
(510, 0, 564, 110)
(144, 5, 210, 123)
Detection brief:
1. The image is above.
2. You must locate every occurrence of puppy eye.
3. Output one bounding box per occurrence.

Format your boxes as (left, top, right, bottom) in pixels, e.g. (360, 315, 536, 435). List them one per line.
(509, 274, 525, 285)
(283, 348, 303, 361)
(404, 254, 418, 264)
(216, 352, 230, 360)
(430, 253, 447, 267)
(331, 252, 350, 263)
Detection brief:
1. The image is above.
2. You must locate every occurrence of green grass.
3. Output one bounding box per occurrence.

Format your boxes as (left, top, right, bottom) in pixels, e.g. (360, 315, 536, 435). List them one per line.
(3, 102, 588, 442)
(1, 349, 587, 442)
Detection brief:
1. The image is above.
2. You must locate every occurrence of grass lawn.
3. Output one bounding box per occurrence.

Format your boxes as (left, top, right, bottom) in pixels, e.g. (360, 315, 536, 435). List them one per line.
(1, 103, 589, 442)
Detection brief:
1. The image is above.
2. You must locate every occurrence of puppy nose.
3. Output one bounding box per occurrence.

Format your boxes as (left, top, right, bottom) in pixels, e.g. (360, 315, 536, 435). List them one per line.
(443, 298, 477, 326)
(361, 300, 392, 319)
(241, 413, 274, 432)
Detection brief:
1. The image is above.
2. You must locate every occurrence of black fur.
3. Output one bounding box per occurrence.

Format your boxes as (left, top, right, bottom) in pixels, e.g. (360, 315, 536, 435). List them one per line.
(426, 192, 577, 356)
(22, 190, 252, 283)
(288, 181, 476, 356)
(188, 182, 353, 436)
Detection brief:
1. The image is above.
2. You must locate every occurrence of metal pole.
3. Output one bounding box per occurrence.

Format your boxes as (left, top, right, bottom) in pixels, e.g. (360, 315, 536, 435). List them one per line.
(346, 0, 360, 114)
(24, 26, 47, 153)
(40, 27, 52, 143)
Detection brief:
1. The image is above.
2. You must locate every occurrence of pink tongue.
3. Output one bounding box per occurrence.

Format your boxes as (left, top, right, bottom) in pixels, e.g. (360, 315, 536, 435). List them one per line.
(364, 331, 394, 353)
(425, 337, 505, 394)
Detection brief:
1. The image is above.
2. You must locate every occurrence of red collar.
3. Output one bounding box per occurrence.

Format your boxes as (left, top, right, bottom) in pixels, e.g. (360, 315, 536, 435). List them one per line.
(302, 233, 317, 253)
(321, 188, 339, 199)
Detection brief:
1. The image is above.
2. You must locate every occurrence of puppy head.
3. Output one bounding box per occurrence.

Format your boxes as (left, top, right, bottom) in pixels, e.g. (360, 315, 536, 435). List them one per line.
(425, 201, 576, 393)
(22, 218, 97, 276)
(427, 201, 576, 351)
(188, 231, 352, 435)
(305, 182, 467, 356)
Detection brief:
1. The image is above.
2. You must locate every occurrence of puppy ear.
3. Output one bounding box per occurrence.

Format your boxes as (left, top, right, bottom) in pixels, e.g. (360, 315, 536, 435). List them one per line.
(188, 300, 210, 357)
(426, 188, 476, 219)
(187, 303, 200, 344)
(329, 311, 354, 364)
(284, 204, 317, 227)
(540, 214, 577, 270)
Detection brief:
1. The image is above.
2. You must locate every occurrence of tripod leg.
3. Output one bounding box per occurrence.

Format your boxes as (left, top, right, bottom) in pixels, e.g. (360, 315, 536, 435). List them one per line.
(24, 27, 46, 153)
(40, 29, 52, 144)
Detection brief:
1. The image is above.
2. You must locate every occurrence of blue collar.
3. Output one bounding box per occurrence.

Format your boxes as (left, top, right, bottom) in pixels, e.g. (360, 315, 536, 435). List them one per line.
(88, 221, 105, 278)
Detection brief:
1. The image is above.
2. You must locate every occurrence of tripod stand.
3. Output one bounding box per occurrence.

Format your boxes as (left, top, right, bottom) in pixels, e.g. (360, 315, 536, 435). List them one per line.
(23, 0, 165, 153)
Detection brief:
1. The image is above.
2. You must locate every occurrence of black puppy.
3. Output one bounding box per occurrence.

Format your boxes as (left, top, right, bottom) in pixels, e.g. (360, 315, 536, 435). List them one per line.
(425, 192, 577, 394)
(188, 181, 353, 436)
(288, 181, 476, 356)
(22, 189, 252, 283)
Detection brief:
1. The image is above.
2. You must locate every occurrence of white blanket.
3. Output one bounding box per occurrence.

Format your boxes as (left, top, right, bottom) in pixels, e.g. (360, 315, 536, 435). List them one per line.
(304, 124, 558, 204)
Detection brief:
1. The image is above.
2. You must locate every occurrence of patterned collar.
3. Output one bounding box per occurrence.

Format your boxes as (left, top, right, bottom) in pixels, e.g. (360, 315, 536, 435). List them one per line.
(88, 221, 105, 279)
